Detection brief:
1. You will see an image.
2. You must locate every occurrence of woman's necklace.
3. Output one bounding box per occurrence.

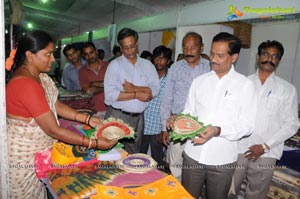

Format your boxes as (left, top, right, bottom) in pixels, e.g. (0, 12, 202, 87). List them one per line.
(23, 66, 40, 82)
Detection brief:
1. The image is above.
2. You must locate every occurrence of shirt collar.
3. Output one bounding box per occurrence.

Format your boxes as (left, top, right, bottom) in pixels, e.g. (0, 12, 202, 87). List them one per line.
(86, 59, 105, 70)
(182, 57, 208, 68)
(254, 69, 276, 85)
(210, 64, 236, 79)
(121, 54, 139, 65)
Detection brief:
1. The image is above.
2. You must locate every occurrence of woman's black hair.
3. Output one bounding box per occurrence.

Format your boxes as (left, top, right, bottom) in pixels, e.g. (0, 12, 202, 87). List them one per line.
(6, 30, 54, 83)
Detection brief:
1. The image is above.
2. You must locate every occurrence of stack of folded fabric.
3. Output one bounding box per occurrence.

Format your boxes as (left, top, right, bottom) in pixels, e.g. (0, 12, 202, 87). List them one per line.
(58, 88, 94, 110)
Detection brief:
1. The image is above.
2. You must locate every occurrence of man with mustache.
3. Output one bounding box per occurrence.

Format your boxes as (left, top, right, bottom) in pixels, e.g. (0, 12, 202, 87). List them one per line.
(160, 32, 210, 181)
(79, 42, 108, 112)
(229, 40, 300, 199)
(181, 32, 257, 199)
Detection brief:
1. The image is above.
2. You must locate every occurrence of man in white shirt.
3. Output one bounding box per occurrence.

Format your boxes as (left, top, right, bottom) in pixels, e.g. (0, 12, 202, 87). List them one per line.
(181, 32, 257, 199)
(229, 40, 300, 199)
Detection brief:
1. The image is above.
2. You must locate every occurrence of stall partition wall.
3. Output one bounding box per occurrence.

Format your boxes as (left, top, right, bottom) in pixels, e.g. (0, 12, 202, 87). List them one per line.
(175, 21, 300, 100)
(248, 21, 300, 83)
(0, 0, 9, 197)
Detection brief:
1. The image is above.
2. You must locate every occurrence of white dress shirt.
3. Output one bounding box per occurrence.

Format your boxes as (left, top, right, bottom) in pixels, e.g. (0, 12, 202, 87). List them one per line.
(238, 71, 300, 160)
(104, 55, 160, 113)
(184, 66, 257, 165)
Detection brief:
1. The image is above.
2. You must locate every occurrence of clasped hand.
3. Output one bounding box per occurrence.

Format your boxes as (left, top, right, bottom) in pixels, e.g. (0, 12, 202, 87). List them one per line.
(123, 80, 152, 102)
(123, 80, 135, 93)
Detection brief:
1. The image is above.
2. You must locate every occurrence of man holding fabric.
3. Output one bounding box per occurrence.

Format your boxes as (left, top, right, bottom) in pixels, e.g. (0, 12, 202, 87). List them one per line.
(181, 32, 257, 199)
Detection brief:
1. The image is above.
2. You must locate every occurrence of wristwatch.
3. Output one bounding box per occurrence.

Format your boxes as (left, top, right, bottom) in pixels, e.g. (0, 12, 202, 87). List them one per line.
(262, 143, 270, 153)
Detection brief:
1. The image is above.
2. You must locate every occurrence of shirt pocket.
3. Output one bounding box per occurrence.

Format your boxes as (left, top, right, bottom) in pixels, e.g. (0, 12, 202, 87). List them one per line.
(222, 95, 239, 118)
(266, 96, 280, 116)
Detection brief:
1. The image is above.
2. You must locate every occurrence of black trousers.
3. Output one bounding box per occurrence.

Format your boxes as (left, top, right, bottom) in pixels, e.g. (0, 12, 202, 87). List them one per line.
(140, 134, 164, 169)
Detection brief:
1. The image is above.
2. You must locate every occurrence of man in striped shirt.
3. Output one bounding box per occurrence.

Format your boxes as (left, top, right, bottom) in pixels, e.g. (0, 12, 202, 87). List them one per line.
(160, 32, 211, 181)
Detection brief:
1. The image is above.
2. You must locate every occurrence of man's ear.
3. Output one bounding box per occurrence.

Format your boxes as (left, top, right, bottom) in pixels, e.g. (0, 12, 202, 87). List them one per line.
(231, 53, 239, 64)
(200, 44, 204, 53)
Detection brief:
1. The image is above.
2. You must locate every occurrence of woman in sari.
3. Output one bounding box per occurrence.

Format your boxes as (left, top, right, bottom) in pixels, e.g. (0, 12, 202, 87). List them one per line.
(5, 30, 117, 199)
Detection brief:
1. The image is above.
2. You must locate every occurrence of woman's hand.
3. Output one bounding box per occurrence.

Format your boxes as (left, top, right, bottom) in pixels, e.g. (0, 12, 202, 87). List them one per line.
(89, 116, 103, 128)
(97, 138, 118, 150)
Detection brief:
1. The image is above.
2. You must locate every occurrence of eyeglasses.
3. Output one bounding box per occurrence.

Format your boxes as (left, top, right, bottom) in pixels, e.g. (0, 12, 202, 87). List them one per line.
(261, 52, 280, 60)
(121, 44, 137, 51)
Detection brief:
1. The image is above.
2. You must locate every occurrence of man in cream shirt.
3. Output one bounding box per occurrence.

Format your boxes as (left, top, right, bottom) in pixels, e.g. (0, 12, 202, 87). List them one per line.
(229, 40, 300, 199)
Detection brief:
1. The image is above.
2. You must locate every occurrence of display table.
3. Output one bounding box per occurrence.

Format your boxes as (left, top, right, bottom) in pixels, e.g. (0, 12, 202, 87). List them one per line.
(35, 119, 193, 199)
(35, 150, 166, 199)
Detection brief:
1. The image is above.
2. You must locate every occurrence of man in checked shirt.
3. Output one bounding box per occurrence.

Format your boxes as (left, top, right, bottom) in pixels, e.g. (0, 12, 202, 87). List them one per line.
(160, 32, 210, 181)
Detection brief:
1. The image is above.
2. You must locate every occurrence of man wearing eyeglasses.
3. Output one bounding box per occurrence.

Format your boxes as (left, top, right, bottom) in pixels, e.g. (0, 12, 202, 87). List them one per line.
(229, 40, 300, 199)
(104, 28, 160, 154)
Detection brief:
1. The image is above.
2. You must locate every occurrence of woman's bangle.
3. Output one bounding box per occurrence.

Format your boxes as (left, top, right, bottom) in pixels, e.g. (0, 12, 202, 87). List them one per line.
(83, 114, 89, 124)
(95, 139, 98, 149)
(87, 115, 92, 125)
(74, 112, 79, 121)
(88, 138, 92, 149)
(81, 135, 85, 146)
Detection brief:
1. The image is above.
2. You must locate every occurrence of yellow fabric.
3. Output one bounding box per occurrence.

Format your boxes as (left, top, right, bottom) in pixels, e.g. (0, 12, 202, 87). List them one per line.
(162, 31, 175, 47)
(90, 195, 101, 199)
(51, 142, 83, 165)
(94, 175, 194, 199)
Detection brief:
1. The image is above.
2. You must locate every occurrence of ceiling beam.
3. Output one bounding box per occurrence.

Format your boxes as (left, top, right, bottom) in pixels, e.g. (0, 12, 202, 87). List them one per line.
(114, 0, 157, 14)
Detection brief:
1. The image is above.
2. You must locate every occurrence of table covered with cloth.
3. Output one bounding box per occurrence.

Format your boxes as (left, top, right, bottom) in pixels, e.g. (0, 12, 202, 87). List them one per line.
(34, 120, 194, 199)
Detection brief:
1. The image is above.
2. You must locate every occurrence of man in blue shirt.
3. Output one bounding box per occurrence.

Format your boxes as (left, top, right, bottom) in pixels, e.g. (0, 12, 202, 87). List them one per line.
(62, 44, 85, 90)
(104, 28, 160, 154)
(141, 45, 172, 169)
